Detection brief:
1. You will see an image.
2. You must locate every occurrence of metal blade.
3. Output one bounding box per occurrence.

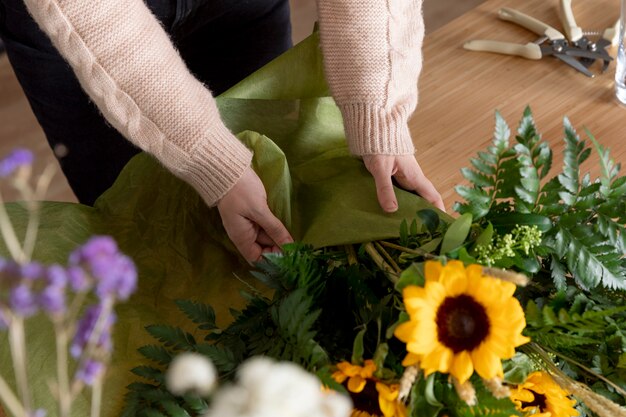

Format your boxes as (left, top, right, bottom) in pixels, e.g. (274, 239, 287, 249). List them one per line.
(553, 54, 595, 77)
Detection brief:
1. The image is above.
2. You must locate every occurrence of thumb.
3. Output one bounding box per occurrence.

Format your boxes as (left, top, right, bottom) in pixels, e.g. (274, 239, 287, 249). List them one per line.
(253, 207, 294, 247)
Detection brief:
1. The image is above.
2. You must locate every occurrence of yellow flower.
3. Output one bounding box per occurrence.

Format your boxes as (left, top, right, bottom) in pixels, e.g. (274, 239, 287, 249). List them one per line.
(351, 411, 376, 417)
(510, 371, 579, 417)
(394, 260, 530, 384)
(376, 382, 407, 417)
(332, 360, 377, 393)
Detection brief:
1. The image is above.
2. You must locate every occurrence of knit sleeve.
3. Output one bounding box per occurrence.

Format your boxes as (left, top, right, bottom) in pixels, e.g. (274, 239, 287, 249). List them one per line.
(316, 0, 425, 156)
(22, 0, 252, 206)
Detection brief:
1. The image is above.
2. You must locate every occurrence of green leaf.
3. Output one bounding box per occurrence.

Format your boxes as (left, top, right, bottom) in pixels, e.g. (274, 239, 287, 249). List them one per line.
(138, 346, 173, 366)
(555, 226, 626, 290)
(351, 327, 367, 364)
(175, 300, 218, 331)
(461, 167, 494, 187)
(161, 401, 192, 417)
(395, 263, 425, 291)
(131, 366, 164, 384)
(474, 222, 494, 249)
(503, 353, 534, 384)
(194, 344, 238, 373)
(550, 258, 568, 291)
(145, 326, 197, 351)
(417, 209, 441, 235)
(441, 213, 473, 255)
(455, 185, 491, 205)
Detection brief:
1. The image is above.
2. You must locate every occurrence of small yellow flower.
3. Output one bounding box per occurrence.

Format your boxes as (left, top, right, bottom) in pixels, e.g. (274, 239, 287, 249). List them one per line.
(376, 382, 407, 417)
(351, 411, 376, 417)
(510, 371, 579, 417)
(394, 260, 530, 384)
(332, 360, 377, 393)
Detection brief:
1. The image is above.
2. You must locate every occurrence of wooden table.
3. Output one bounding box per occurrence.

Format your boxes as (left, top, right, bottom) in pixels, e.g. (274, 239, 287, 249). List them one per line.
(411, 0, 625, 210)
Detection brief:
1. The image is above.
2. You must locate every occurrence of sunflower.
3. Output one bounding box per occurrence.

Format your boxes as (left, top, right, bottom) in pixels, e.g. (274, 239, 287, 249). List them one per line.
(332, 361, 406, 417)
(376, 382, 407, 417)
(332, 360, 377, 393)
(510, 371, 579, 417)
(394, 260, 530, 384)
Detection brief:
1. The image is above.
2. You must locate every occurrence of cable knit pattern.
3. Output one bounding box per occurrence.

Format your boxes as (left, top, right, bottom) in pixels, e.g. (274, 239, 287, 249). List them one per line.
(317, 0, 424, 156)
(22, 0, 252, 206)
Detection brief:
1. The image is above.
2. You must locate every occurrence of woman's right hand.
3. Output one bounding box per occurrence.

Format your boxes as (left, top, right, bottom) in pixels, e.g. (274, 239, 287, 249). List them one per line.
(217, 167, 293, 263)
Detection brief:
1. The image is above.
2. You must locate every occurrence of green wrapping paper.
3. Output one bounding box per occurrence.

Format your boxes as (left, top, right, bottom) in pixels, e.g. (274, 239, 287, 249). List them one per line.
(0, 33, 447, 416)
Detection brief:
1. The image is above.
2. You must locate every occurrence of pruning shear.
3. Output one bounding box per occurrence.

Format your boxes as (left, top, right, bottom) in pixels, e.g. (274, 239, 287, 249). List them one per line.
(463, 8, 607, 78)
(559, 0, 618, 72)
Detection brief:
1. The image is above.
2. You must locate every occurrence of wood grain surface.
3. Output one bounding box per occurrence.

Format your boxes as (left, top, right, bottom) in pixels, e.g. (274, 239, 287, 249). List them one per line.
(411, 0, 625, 210)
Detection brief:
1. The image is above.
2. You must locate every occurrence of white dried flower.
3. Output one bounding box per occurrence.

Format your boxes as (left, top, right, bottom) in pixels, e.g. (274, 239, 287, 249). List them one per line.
(166, 352, 217, 397)
(204, 357, 351, 417)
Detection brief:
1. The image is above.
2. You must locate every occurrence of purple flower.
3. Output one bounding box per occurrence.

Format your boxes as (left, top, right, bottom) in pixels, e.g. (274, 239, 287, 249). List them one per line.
(70, 236, 137, 301)
(45, 265, 67, 287)
(29, 409, 46, 417)
(67, 266, 90, 292)
(75, 359, 104, 386)
(39, 285, 65, 315)
(70, 304, 115, 359)
(0, 149, 34, 177)
(20, 262, 44, 282)
(9, 284, 38, 317)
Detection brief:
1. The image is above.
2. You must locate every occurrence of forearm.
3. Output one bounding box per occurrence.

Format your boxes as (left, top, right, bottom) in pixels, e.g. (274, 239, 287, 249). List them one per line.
(316, 0, 425, 156)
(22, 0, 251, 205)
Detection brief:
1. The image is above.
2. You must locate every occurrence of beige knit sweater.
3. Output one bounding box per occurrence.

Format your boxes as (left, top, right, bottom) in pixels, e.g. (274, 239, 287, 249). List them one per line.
(23, 0, 424, 206)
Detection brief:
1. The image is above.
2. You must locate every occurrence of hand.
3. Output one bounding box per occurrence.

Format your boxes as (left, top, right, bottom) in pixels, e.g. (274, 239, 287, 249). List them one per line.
(363, 155, 445, 212)
(217, 167, 293, 262)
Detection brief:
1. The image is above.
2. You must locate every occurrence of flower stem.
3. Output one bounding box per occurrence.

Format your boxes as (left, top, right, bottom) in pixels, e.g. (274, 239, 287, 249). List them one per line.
(0, 373, 27, 417)
(374, 242, 401, 274)
(21, 164, 55, 261)
(54, 324, 72, 417)
(378, 241, 433, 258)
(71, 298, 114, 394)
(363, 243, 398, 284)
(0, 192, 26, 263)
(8, 318, 31, 412)
(90, 376, 102, 417)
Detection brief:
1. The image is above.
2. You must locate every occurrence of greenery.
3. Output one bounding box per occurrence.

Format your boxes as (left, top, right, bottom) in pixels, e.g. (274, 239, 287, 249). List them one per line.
(118, 108, 626, 417)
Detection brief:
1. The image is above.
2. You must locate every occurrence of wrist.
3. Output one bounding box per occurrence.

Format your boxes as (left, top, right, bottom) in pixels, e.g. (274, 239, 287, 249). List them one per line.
(339, 103, 415, 156)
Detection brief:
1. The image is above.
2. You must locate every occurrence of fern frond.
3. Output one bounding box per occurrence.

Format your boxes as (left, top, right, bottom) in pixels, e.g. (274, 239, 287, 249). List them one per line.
(553, 226, 626, 290)
(175, 300, 217, 331)
(145, 325, 197, 351)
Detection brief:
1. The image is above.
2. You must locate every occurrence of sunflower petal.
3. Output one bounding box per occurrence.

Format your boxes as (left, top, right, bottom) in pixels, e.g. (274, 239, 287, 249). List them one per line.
(450, 350, 474, 384)
(337, 361, 360, 377)
(471, 344, 503, 380)
(394, 321, 419, 343)
(422, 345, 453, 373)
(347, 375, 367, 393)
(425, 261, 443, 282)
(402, 352, 421, 367)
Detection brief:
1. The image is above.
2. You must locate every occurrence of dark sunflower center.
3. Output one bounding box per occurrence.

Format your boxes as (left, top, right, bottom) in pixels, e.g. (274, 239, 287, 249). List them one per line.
(345, 380, 382, 416)
(521, 391, 547, 411)
(436, 294, 490, 353)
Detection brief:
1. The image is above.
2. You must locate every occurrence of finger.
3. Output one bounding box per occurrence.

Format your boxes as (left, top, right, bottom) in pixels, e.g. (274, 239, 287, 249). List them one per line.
(371, 171, 398, 213)
(395, 161, 446, 212)
(398, 172, 445, 212)
(253, 208, 294, 248)
(224, 218, 264, 263)
(414, 179, 446, 212)
(257, 230, 276, 247)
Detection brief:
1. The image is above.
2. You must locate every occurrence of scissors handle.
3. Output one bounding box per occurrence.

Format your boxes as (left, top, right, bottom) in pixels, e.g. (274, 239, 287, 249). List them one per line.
(464, 40, 543, 60)
(499, 8, 565, 41)
(559, 0, 584, 42)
